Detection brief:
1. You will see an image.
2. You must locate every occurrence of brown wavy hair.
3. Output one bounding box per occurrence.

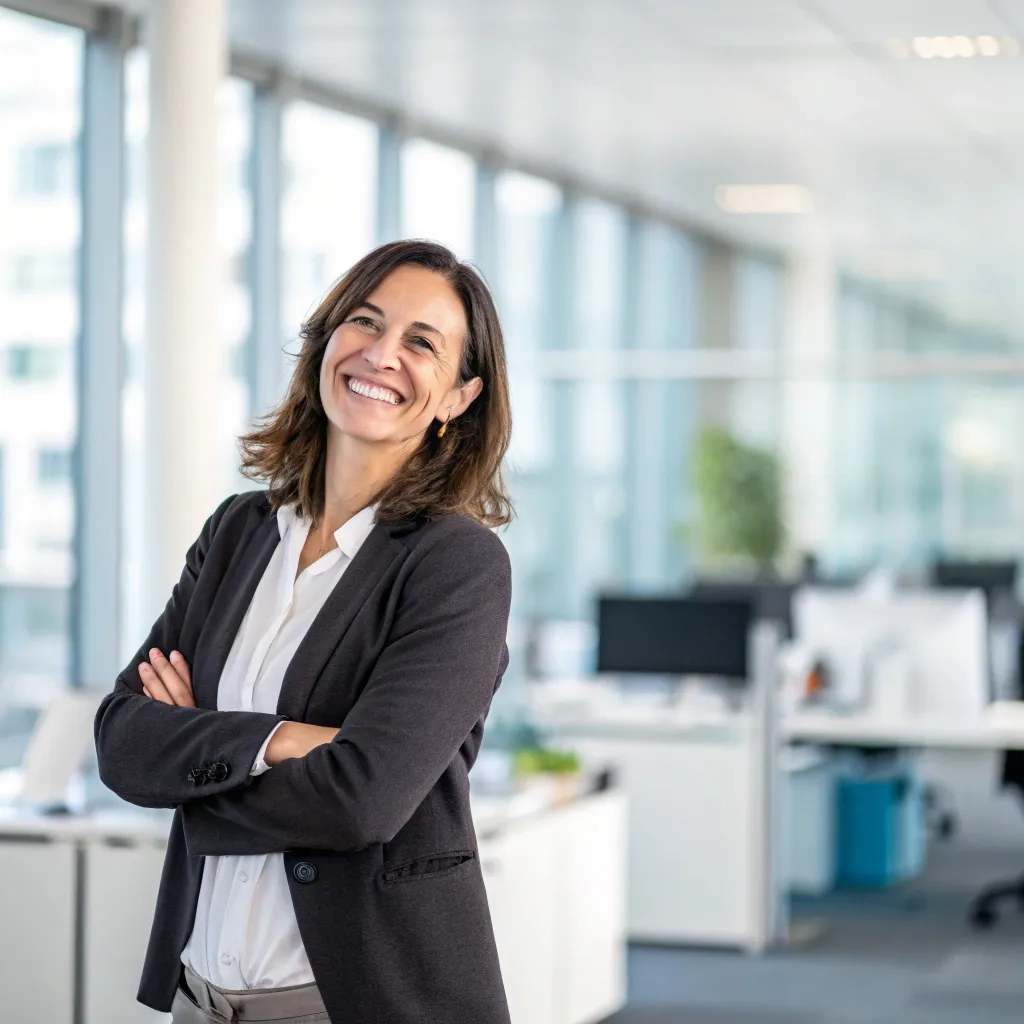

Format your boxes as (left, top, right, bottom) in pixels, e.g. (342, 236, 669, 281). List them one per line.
(239, 240, 513, 528)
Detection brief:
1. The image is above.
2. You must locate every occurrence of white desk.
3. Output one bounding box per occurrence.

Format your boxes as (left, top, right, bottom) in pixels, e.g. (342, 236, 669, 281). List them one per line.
(784, 702, 1024, 750)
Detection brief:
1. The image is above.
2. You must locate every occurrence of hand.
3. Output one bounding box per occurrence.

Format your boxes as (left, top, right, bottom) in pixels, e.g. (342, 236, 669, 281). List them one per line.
(139, 648, 195, 707)
(264, 722, 340, 766)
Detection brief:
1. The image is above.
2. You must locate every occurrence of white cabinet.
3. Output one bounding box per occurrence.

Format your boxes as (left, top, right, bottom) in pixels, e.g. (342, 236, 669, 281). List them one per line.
(481, 789, 628, 1024)
(0, 839, 76, 1024)
(482, 816, 561, 1024)
(551, 732, 764, 949)
(84, 840, 171, 1024)
(553, 792, 627, 1024)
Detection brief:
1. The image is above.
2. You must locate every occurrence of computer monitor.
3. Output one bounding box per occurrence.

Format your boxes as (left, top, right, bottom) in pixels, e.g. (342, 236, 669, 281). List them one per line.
(687, 580, 796, 639)
(793, 587, 989, 716)
(931, 560, 1018, 594)
(596, 595, 754, 680)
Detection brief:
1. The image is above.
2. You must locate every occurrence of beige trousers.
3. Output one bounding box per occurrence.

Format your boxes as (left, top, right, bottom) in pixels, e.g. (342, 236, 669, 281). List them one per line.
(171, 964, 330, 1023)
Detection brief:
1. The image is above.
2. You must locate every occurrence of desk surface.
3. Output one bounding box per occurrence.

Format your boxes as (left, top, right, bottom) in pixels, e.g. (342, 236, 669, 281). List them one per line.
(783, 704, 1024, 750)
(528, 679, 1024, 751)
(0, 776, 608, 843)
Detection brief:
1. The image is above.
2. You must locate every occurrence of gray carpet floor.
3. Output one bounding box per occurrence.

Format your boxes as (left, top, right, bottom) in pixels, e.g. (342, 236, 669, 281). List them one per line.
(603, 846, 1024, 1024)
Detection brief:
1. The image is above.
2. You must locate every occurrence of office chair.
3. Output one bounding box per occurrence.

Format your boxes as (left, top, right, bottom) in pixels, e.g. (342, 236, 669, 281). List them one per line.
(968, 749, 1024, 929)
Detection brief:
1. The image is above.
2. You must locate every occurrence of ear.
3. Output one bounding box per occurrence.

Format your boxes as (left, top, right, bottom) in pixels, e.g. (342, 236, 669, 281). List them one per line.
(442, 376, 484, 422)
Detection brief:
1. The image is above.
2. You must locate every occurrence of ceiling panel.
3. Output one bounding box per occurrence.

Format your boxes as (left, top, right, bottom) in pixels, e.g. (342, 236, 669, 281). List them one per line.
(97, 0, 1024, 334)
(815, 0, 1011, 40)
(634, 0, 839, 49)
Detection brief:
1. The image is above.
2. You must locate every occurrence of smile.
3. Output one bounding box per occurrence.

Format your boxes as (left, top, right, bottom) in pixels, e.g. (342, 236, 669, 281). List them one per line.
(346, 376, 404, 406)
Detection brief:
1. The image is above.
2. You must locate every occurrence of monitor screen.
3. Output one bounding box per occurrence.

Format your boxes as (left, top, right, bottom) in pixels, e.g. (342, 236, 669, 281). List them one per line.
(932, 560, 1018, 593)
(687, 580, 796, 640)
(596, 595, 754, 679)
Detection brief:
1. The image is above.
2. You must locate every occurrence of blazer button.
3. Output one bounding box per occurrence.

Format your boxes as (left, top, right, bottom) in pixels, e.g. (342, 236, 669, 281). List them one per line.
(207, 762, 229, 782)
(293, 861, 318, 884)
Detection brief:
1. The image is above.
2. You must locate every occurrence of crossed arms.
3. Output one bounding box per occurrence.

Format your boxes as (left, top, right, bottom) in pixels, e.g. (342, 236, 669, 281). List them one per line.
(93, 499, 511, 856)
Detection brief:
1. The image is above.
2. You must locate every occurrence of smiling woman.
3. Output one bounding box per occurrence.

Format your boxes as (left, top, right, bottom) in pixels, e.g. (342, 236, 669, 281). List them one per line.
(241, 240, 513, 528)
(93, 239, 518, 1023)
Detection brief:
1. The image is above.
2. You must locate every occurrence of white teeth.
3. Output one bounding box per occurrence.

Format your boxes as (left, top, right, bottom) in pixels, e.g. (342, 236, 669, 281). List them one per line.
(348, 378, 400, 405)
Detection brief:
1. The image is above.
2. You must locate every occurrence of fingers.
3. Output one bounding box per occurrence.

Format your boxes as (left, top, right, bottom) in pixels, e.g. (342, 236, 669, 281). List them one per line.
(169, 649, 192, 688)
(139, 662, 172, 703)
(139, 648, 196, 707)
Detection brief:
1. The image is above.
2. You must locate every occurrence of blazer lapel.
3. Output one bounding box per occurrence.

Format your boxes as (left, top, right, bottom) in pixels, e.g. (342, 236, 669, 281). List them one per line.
(276, 522, 407, 722)
(192, 503, 281, 710)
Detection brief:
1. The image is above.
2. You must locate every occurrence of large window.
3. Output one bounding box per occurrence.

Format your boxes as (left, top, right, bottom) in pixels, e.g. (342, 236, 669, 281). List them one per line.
(400, 139, 475, 258)
(558, 199, 630, 619)
(494, 172, 562, 624)
(0, 9, 82, 716)
(281, 102, 378, 364)
(625, 221, 701, 589)
(827, 280, 1024, 574)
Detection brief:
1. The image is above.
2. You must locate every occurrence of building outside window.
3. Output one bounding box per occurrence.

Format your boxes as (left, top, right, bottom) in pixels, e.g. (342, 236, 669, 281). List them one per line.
(280, 101, 378, 394)
(400, 138, 475, 259)
(16, 140, 75, 197)
(0, 8, 82, 715)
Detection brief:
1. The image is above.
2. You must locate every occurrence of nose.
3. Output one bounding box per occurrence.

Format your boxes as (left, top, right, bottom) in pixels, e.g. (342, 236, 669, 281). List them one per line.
(361, 326, 402, 372)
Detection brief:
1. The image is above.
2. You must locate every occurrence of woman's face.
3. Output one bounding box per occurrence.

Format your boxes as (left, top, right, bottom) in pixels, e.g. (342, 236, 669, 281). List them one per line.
(320, 265, 482, 449)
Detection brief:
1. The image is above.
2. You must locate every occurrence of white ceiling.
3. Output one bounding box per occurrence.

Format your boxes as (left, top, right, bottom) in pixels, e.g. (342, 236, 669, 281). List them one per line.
(130, 0, 1024, 335)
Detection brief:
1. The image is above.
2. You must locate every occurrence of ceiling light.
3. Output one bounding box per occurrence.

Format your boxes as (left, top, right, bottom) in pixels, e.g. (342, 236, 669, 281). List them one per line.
(714, 184, 814, 215)
(952, 35, 975, 57)
(904, 34, 1018, 59)
(912, 36, 936, 58)
(976, 35, 1000, 56)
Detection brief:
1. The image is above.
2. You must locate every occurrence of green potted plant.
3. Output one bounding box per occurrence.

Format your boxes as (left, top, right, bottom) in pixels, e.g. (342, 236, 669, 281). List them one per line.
(691, 426, 784, 574)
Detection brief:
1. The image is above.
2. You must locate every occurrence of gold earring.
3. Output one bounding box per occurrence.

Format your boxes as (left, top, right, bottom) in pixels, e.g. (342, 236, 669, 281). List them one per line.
(437, 419, 448, 438)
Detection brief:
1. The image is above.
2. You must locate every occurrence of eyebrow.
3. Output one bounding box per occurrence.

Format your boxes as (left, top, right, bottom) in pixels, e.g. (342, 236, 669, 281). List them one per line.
(357, 302, 447, 346)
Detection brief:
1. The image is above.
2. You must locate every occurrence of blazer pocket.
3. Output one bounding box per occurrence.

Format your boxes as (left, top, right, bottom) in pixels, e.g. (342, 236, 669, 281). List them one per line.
(379, 849, 477, 886)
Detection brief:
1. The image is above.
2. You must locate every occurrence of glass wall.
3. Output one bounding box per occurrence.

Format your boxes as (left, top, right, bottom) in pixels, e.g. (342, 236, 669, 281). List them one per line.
(625, 221, 702, 590)
(0, 10, 82, 730)
(494, 171, 562, 625)
(280, 102, 378, 366)
(400, 139, 475, 259)
(828, 280, 1024, 575)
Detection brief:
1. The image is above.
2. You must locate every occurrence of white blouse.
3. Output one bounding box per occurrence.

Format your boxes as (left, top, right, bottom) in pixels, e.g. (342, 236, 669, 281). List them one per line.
(180, 500, 378, 989)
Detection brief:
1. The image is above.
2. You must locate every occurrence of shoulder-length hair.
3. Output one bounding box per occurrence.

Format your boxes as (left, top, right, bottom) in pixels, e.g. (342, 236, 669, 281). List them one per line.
(239, 240, 513, 528)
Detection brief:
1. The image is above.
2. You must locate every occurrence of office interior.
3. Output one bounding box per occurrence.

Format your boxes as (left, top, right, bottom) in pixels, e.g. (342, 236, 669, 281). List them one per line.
(2, 1, 1024, 1022)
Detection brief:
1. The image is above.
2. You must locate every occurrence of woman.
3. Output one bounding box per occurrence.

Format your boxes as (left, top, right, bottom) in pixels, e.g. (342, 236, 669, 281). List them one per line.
(94, 240, 515, 1024)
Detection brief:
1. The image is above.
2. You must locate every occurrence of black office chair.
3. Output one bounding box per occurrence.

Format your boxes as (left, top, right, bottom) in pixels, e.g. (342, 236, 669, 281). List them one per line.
(968, 749, 1024, 928)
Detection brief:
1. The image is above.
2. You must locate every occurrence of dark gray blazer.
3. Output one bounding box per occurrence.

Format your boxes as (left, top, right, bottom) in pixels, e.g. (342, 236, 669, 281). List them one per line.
(93, 489, 513, 1024)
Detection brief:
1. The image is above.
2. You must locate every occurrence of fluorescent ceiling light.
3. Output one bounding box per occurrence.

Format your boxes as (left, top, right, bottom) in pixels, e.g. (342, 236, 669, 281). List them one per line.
(906, 34, 1016, 59)
(714, 184, 813, 214)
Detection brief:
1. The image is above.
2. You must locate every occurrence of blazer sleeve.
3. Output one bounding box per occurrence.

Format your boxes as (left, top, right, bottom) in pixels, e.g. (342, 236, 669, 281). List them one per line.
(179, 524, 512, 856)
(93, 494, 287, 809)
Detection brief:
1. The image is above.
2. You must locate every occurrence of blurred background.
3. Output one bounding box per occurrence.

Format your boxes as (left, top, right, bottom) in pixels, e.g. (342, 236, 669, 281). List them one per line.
(2, 1, 1024, 1022)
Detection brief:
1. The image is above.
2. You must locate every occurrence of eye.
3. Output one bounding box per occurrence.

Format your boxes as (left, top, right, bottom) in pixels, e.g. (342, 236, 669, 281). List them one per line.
(348, 315, 379, 330)
(410, 336, 436, 353)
